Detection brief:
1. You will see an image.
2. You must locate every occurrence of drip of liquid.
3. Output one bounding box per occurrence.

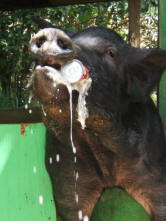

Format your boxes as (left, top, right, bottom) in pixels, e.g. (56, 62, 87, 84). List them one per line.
(41, 105, 47, 116)
(78, 210, 83, 220)
(69, 88, 77, 154)
(39, 195, 44, 205)
(33, 166, 37, 173)
(35, 65, 92, 215)
(75, 193, 79, 203)
(56, 154, 60, 162)
(83, 216, 89, 221)
(74, 156, 77, 163)
(75, 171, 79, 181)
(49, 157, 53, 164)
(28, 95, 32, 104)
(72, 79, 92, 129)
(68, 85, 79, 205)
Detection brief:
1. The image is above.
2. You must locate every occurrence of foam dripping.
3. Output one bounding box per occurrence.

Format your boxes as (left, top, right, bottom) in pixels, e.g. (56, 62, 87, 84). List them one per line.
(34, 64, 92, 212)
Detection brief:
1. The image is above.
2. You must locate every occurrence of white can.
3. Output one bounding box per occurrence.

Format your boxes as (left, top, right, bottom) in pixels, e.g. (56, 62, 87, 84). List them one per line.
(61, 59, 88, 83)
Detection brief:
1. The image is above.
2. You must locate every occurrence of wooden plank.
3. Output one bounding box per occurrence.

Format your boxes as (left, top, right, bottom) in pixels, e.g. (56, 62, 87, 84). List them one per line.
(0, 107, 42, 124)
(159, 0, 166, 130)
(0, 0, 120, 10)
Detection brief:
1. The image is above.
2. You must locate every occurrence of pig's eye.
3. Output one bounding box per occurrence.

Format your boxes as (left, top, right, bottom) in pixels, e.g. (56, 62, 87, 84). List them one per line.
(57, 39, 68, 50)
(106, 47, 116, 58)
(36, 36, 47, 48)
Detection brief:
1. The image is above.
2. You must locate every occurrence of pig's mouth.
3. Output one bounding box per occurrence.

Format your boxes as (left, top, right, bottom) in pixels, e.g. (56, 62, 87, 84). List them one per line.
(41, 59, 62, 71)
(50, 63, 61, 71)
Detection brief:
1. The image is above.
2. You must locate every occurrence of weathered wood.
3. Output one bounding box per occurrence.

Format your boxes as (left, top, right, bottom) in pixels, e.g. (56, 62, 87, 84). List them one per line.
(0, 0, 120, 11)
(0, 107, 42, 124)
(128, 0, 141, 47)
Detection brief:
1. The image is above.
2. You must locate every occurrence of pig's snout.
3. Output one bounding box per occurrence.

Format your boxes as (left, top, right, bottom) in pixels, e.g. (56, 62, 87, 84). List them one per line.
(29, 28, 76, 67)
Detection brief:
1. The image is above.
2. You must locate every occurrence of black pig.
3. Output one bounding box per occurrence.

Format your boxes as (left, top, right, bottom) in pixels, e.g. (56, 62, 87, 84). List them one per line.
(29, 26, 166, 221)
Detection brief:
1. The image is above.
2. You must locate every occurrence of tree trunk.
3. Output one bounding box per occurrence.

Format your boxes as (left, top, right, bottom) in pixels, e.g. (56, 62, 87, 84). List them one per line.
(128, 0, 141, 47)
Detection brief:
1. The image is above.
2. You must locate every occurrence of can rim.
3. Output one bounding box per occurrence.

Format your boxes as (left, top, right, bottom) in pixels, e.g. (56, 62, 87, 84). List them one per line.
(61, 59, 86, 83)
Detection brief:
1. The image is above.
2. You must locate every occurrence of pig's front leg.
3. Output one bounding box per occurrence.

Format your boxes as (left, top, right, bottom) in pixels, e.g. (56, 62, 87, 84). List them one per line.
(45, 130, 103, 221)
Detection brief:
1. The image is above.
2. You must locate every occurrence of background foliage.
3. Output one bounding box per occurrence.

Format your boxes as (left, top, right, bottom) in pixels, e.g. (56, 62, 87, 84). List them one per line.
(0, 0, 158, 108)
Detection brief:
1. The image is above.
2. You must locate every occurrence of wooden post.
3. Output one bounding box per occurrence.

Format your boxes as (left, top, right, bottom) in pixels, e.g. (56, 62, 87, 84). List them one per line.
(159, 0, 166, 131)
(128, 0, 141, 47)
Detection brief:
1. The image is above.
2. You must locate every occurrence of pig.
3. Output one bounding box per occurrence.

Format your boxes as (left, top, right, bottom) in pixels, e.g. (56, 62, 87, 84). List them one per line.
(29, 25, 166, 221)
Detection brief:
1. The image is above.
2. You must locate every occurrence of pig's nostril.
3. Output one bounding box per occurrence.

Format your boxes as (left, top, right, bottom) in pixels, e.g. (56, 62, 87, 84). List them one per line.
(57, 39, 68, 50)
(36, 36, 47, 48)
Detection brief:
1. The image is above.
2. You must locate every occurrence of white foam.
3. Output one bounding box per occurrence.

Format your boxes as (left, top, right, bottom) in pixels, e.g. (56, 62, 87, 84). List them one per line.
(49, 157, 53, 164)
(74, 156, 77, 163)
(78, 210, 83, 220)
(28, 97, 32, 104)
(72, 79, 92, 129)
(33, 166, 37, 173)
(83, 215, 89, 221)
(56, 154, 60, 162)
(75, 171, 79, 181)
(42, 105, 47, 116)
(39, 195, 44, 205)
(75, 193, 79, 204)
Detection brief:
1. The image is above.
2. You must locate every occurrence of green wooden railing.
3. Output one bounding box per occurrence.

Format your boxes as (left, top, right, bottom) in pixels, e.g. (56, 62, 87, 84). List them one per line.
(0, 123, 57, 221)
(159, 0, 166, 131)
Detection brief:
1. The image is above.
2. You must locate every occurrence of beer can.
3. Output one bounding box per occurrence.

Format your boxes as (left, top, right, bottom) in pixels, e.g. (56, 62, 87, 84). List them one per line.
(61, 59, 88, 83)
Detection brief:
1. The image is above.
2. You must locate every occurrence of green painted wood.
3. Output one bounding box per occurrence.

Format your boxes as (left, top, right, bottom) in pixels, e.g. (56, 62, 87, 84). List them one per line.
(91, 188, 151, 221)
(0, 123, 56, 221)
(159, 0, 166, 130)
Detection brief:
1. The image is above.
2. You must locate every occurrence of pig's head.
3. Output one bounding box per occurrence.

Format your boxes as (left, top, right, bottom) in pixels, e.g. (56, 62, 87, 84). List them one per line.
(29, 26, 166, 133)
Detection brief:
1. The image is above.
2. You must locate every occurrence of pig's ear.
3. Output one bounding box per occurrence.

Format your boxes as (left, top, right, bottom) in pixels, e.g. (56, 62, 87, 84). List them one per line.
(32, 16, 73, 37)
(32, 16, 55, 28)
(127, 48, 166, 103)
